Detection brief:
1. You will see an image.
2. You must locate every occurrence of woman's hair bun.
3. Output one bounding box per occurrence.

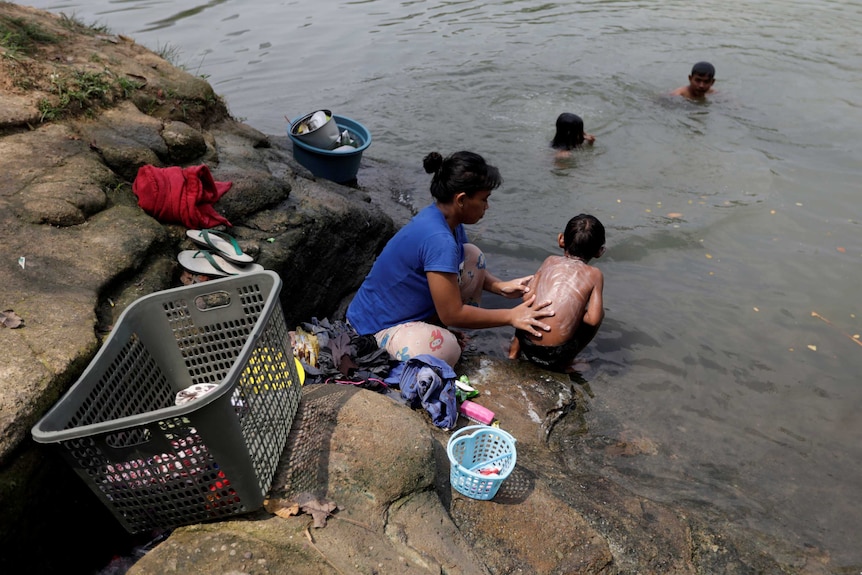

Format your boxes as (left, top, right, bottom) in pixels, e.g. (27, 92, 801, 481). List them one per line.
(422, 152, 444, 174)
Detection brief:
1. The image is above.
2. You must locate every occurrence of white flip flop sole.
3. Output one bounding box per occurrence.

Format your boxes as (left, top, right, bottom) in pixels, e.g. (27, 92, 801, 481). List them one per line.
(178, 250, 263, 277)
(186, 229, 254, 264)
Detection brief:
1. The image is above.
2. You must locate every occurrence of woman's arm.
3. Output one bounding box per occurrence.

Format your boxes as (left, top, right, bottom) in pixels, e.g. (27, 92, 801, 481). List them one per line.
(483, 270, 533, 299)
(428, 271, 553, 336)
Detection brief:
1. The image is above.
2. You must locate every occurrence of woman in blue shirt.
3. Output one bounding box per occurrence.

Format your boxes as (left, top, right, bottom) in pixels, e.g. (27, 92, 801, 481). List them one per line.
(347, 150, 553, 366)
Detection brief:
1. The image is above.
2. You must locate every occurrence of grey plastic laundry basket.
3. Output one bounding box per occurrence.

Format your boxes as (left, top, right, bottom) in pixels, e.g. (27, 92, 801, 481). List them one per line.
(31, 270, 301, 534)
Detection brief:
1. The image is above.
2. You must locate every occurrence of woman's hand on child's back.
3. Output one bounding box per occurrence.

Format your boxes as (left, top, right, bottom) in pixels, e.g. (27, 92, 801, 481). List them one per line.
(497, 275, 534, 299)
(511, 294, 554, 337)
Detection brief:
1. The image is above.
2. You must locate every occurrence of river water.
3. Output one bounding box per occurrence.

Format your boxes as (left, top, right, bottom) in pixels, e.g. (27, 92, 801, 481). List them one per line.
(25, 0, 862, 568)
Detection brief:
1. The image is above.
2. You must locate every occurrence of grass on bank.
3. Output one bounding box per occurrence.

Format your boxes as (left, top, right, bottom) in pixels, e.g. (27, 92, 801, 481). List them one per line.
(38, 69, 146, 121)
(0, 11, 105, 58)
(0, 14, 58, 59)
(0, 11, 146, 121)
(2, 8, 221, 124)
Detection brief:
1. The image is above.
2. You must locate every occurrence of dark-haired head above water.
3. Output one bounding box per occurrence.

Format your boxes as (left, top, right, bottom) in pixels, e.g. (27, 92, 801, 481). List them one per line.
(551, 113, 597, 157)
(552, 113, 585, 149)
(672, 61, 717, 99)
(691, 61, 715, 78)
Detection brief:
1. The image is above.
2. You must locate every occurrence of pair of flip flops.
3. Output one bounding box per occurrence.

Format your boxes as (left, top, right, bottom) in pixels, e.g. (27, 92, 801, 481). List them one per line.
(186, 229, 253, 264)
(178, 229, 262, 277)
(178, 250, 263, 277)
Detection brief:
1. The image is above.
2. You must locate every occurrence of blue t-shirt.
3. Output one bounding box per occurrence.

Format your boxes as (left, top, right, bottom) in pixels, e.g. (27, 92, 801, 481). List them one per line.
(347, 204, 468, 335)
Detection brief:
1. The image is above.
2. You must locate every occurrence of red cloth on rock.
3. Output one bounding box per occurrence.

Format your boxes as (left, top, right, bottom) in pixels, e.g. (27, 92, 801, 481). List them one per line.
(132, 164, 232, 228)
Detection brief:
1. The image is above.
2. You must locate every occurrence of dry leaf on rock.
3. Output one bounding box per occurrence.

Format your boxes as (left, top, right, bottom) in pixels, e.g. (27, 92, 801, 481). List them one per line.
(293, 492, 338, 528)
(263, 498, 301, 519)
(1, 310, 24, 329)
(265, 493, 339, 527)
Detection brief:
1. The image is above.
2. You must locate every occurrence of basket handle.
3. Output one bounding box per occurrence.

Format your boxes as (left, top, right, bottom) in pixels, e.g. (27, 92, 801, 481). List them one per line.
(449, 424, 491, 441)
(450, 425, 517, 444)
(467, 452, 512, 472)
(97, 423, 176, 461)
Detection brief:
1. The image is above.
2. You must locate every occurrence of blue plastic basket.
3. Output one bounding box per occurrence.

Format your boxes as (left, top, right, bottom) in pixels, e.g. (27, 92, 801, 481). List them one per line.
(447, 425, 517, 500)
(287, 114, 371, 184)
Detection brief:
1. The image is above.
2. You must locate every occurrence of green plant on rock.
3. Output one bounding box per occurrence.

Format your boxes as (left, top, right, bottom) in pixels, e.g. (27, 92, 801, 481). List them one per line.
(57, 12, 110, 35)
(37, 98, 56, 122)
(37, 68, 146, 121)
(38, 70, 111, 121)
(115, 74, 144, 98)
(154, 42, 181, 65)
(1, 30, 23, 59)
(0, 15, 58, 58)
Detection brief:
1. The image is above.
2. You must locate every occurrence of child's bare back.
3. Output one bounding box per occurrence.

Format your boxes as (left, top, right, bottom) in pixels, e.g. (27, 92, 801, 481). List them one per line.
(527, 256, 599, 345)
(508, 214, 606, 372)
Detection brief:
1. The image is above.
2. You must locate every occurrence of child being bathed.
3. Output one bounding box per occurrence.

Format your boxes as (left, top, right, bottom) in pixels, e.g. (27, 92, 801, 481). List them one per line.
(508, 214, 606, 372)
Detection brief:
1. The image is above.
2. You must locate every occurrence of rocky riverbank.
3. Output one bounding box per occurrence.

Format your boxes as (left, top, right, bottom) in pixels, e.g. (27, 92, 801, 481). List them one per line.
(0, 4, 834, 573)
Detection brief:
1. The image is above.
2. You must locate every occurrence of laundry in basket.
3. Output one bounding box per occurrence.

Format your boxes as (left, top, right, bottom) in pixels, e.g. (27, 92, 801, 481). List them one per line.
(30, 271, 302, 534)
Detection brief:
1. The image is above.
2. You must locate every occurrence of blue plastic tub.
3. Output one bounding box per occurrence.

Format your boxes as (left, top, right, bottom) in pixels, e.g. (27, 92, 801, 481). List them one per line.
(288, 114, 372, 184)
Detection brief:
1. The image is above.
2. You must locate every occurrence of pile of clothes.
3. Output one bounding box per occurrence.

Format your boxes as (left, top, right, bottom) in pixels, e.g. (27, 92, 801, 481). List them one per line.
(293, 318, 459, 429)
(293, 318, 394, 392)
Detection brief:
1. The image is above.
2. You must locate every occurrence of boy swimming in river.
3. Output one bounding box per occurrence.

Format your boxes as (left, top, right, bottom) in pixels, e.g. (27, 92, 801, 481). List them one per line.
(508, 214, 605, 372)
(671, 61, 716, 99)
